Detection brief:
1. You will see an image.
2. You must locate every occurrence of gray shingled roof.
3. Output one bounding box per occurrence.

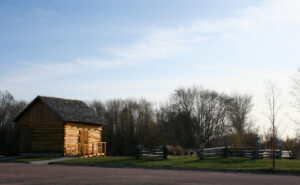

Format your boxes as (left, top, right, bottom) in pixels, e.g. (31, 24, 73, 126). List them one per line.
(14, 96, 104, 125)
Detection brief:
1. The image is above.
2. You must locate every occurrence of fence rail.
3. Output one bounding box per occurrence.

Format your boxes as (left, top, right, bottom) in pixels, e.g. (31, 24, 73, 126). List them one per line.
(198, 146, 294, 160)
(136, 145, 167, 159)
(64, 142, 106, 157)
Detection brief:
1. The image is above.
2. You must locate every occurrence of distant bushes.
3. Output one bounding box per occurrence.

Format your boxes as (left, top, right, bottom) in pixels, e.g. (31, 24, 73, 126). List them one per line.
(166, 145, 184, 155)
(166, 145, 174, 155)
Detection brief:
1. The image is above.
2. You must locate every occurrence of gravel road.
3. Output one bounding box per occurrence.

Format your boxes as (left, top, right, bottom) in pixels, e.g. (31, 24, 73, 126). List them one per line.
(0, 163, 299, 185)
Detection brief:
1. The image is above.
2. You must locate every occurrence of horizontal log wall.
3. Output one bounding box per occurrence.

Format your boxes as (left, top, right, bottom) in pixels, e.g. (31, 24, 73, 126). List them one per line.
(64, 122, 102, 156)
(19, 122, 64, 153)
(18, 99, 65, 154)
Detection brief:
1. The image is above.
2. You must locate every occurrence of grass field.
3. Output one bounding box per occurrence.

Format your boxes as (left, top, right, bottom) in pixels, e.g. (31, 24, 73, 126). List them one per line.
(60, 156, 300, 172)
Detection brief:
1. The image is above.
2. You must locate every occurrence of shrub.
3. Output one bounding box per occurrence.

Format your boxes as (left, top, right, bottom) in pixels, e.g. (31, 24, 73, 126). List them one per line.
(174, 145, 184, 155)
(166, 145, 175, 155)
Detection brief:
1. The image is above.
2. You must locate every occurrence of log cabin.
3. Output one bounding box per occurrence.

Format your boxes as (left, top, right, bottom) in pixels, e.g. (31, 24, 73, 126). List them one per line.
(14, 96, 106, 157)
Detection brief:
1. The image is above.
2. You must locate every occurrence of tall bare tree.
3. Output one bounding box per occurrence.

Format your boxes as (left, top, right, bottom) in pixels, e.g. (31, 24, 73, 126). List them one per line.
(0, 91, 14, 129)
(164, 87, 231, 148)
(227, 94, 253, 146)
(265, 81, 281, 170)
(169, 87, 197, 148)
(194, 90, 230, 147)
(227, 94, 253, 134)
(291, 69, 300, 125)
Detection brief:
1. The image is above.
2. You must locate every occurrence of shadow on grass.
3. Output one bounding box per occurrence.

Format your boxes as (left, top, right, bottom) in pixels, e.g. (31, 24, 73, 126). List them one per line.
(60, 156, 300, 173)
(169, 157, 270, 170)
(69, 156, 167, 167)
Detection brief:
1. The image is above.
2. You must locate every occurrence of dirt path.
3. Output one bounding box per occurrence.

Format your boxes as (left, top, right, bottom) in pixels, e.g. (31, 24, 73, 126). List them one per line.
(0, 163, 299, 185)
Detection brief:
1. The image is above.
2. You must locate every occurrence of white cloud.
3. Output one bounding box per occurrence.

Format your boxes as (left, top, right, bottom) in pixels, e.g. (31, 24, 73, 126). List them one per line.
(5, 0, 300, 84)
(106, 27, 208, 63)
(253, 0, 300, 23)
(1, 0, 300, 137)
(75, 58, 136, 68)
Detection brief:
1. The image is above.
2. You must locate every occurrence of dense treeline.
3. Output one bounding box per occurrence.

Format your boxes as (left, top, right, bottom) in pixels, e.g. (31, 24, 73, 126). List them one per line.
(89, 87, 257, 155)
(0, 91, 26, 155)
(90, 99, 162, 156)
(0, 81, 299, 156)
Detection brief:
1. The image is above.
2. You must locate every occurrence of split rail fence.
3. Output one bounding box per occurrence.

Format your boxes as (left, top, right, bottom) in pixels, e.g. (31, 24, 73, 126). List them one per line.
(136, 145, 167, 159)
(198, 146, 294, 160)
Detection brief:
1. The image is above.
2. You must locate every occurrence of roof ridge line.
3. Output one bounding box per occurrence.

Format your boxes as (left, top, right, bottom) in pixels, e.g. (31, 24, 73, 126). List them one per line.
(38, 95, 81, 101)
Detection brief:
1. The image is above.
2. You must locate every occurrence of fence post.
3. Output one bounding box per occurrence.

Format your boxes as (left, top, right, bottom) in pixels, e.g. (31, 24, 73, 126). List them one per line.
(255, 136, 260, 159)
(96, 143, 99, 156)
(240, 148, 244, 158)
(292, 144, 296, 160)
(198, 144, 204, 160)
(223, 145, 228, 158)
(136, 145, 141, 159)
(279, 141, 282, 159)
(163, 145, 167, 159)
(99, 143, 102, 156)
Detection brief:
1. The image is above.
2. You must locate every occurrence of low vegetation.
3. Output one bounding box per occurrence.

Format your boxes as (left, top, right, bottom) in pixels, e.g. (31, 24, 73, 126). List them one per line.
(13, 157, 56, 162)
(60, 156, 300, 172)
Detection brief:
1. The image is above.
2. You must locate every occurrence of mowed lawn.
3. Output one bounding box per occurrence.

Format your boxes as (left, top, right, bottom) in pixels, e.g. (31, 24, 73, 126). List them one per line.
(60, 156, 300, 172)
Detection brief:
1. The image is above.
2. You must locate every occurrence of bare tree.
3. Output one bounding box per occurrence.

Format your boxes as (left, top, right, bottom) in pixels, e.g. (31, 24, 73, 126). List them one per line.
(227, 94, 253, 146)
(194, 90, 230, 147)
(0, 90, 27, 155)
(291, 69, 300, 125)
(227, 94, 253, 134)
(169, 87, 197, 148)
(89, 98, 161, 156)
(0, 91, 14, 129)
(165, 87, 231, 148)
(265, 81, 282, 170)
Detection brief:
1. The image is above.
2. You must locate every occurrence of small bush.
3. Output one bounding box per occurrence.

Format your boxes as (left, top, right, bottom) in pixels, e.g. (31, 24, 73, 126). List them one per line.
(166, 145, 175, 155)
(166, 145, 184, 155)
(174, 145, 184, 155)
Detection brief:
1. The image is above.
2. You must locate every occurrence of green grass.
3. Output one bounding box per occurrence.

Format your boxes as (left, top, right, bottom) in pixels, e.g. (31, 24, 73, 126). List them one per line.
(60, 156, 300, 172)
(14, 157, 56, 162)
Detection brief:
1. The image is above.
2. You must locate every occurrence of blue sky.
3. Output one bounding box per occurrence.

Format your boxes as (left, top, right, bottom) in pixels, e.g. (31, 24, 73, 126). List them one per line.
(1, 0, 300, 137)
